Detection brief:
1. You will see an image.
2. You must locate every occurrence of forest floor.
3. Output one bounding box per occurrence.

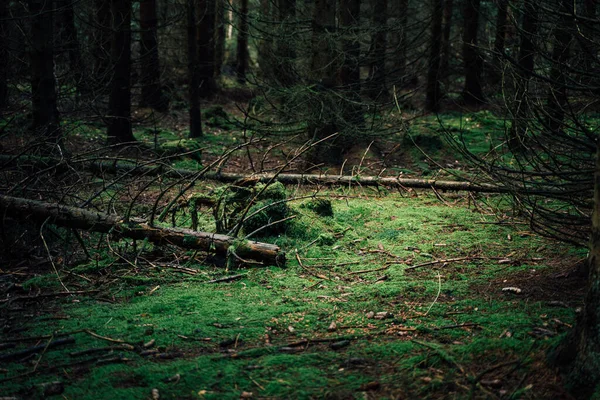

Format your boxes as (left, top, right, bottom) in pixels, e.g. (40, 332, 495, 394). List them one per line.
(0, 103, 588, 399)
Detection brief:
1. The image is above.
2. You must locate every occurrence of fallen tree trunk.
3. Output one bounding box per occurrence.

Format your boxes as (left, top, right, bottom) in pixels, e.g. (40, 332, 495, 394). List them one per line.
(0, 195, 285, 266)
(2, 154, 576, 196)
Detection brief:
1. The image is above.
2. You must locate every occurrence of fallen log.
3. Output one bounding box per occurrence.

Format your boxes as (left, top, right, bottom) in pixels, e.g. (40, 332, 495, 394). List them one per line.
(0, 195, 285, 266)
(1, 155, 504, 193)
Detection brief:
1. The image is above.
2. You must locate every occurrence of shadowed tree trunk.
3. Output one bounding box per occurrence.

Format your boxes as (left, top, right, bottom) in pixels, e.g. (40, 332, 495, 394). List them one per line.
(235, 0, 249, 83)
(554, 138, 600, 399)
(197, 0, 218, 98)
(0, 0, 8, 111)
(257, 0, 273, 79)
(188, 0, 202, 138)
(215, 0, 226, 78)
(60, 0, 85, 94)
(29, 0, 60, 139)
(366, 0, 388, 99)
(389, 0, 408, 86)
(274, 0, 297, 86)
(93, 0, 112, 89)
(140, 0, 168, 111)
(339, 0, 363, 136)
(107, 0, 135, 144)
(462, 0, 485, 105)
(490, 0, 509, 83)
(425, 0, 444, 112)
(508, 0, 537, 150)
(307, 0, 340, 165)
(440, 0, 454, 86)
(545, 0, 572, 134)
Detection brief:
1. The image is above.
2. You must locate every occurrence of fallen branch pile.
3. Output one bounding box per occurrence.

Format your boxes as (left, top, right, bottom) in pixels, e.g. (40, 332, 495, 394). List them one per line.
(0, 195, 285, 266)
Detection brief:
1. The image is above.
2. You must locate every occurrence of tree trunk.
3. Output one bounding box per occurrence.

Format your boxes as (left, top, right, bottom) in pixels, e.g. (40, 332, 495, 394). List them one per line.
(366, 0, 388, 99)
(60, 0, 85, 94)
(339, 0, 363, 136)
(440, 0, 454, 86)
(187, 0, 202, 138)
(140, 0, 168, 112)
(389, 0, 409, 86)
(214, 0, 226, 78)
(257, 0, 273, 79)
(490, 0, 508, 83)
(308, 0, 340, 165)
(107, 0, 135, 144)
(274, 0, 297, 86)
(93, 0, 112, 89)
(29, 0, 61, 139)
(235, 0, 249, 83)
(0, 195, 285, 266)
(462, 0, 485, 105)
(0, 0, 8, 111)
(197, 0, 218, 98)
(425, 0, 444, 112)
(554, 137, 600, 399)
(508, 0, 537, 150)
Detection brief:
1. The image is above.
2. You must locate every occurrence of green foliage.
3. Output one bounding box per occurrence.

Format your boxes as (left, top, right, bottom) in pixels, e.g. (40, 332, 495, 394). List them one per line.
(300, 198, 334, 217)
(203, 106, 238, 131)
(213, 181, 290, 237)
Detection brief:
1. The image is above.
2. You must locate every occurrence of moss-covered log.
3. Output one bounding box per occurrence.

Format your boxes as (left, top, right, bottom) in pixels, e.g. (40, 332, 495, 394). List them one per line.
(0, 195, 285, 266)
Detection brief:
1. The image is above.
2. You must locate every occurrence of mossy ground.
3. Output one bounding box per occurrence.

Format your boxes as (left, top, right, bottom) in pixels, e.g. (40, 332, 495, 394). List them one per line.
(0, 190, 585, 399)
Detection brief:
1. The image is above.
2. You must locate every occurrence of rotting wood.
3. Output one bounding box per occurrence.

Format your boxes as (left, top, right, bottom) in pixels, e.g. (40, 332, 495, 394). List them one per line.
(0, 195, 285, 266)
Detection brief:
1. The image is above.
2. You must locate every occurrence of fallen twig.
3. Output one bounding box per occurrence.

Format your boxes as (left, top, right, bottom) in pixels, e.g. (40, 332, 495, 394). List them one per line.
(84, 330, 126, 344)
(205, 274, 247, 284)
(0, 337, 75, 362)
(348, 265, 391, 275)
(405, 256, 487, 271)
(0, 290, 100, 303)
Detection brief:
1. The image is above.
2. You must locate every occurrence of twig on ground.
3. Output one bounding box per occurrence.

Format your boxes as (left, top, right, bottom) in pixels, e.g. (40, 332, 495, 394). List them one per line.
(84, 330, 126, 344)
(205, 274, 247, 284)
(348, 264, 391, 275)
(405, 256, 487, 271)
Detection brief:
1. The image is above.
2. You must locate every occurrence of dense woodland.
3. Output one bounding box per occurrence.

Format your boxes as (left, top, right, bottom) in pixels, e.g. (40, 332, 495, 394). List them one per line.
(1, 0, 600, 398)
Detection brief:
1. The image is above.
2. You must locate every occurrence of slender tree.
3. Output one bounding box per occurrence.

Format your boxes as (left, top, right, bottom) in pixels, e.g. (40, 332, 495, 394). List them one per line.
(389, 0, 409, 85)
(197, 0, 218, 98)
(93, 0, 112, 88)
(188, 0, 202, 138)
(339, 0, 363, 133)
(545, 0, 572, 134)
(29, 0, 60, 139)
(425, 0, 444, 112)
(440, 0, 454, 85)
(140, 0, 168, 111)
(508, 0, 538, 149)
(0, 0, 8, 111)
(462, 0, 485, 105)
(215, 0, 226, 78)
(107, 0, 135, 144)
(366, 0, 388, 99)
(60, 0, 85, 94)
(274, 0, 297, 86)
(490, 0, 509, 83)
(308, 0, 339, 164)
(235, 0, 249, 83)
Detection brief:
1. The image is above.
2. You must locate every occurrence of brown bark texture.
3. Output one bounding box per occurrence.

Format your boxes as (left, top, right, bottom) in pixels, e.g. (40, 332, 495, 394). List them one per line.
(0, 195, 285, 266)
(140, 0, 168, 111)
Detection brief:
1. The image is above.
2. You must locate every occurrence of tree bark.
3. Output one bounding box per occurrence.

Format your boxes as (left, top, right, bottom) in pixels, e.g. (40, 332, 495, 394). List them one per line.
(274, 0, 297, 86)
(214, 0, 226, 78)
(554, 137, 600, 399)
(188, 0, 202, 138)
(0, 0, 8, 111)
(490, 0, 508, 83)
(93, 0, 112, 90)
(440, 0, 454, 86)
(425, 0, 444, 112)
(235, 0, 249, 83)
(339, 0, 363, 133)
(366, 0, 388, 99)
(140, 0, 168, 112)
(107, 0, 135, 144)
(59, 0, 85, 94)
(197, 0, 218, 98)
(29, 0, 61, 139)
(508, 0, 538, 150)
(0, 195, 285, 266)
(462, 0, 485, 105)
(389, 0, 409, 86)
(545, 0, 572, 134)
(308, 0, 340, 165)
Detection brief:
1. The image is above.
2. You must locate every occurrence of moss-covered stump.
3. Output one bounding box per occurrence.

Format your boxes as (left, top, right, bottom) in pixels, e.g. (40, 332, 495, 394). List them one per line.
(301, 198, 334, 217)
(213, 181, 291, 237)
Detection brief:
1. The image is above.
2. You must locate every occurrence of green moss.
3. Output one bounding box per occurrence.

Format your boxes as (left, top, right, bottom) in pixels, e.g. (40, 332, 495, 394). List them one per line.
(300, 198, 334, 217)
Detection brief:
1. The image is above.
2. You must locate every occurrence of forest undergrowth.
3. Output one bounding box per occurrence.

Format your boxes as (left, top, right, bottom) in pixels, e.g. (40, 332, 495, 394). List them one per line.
(0, 109, 589, 399)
